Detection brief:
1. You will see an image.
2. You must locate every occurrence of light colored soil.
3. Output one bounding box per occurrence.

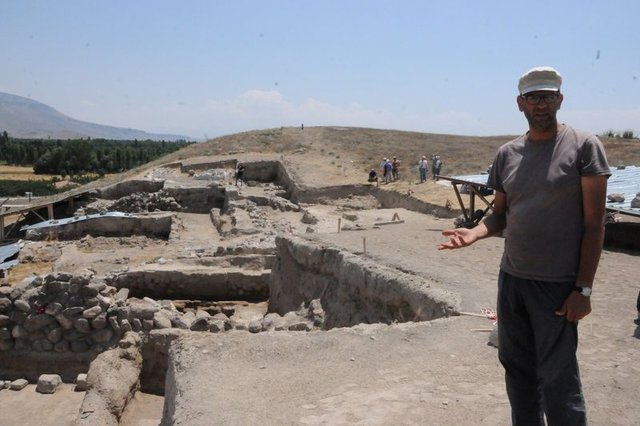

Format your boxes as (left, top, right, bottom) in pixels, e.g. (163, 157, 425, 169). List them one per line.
(0, 384, 85, 426)
(119, 391, 165, 426)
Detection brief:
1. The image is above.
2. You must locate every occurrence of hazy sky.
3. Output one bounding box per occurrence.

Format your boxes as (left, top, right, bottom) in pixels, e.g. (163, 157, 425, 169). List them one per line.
(2, 1, 639, 139)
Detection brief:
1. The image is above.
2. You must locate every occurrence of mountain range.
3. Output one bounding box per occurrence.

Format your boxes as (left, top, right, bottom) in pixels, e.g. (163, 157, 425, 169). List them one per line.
(0, 92, 191, 141)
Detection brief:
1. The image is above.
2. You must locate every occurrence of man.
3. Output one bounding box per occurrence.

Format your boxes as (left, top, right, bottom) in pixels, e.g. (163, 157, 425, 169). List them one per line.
(438, 66, 610, 425)
(235, 163, 245, 186)
(392, 156, 400, 181)
(383, 158, 393, 184)
(431, 154, 438, 180)
(433, 154, 443, 180)
(419, 155, 428, 183)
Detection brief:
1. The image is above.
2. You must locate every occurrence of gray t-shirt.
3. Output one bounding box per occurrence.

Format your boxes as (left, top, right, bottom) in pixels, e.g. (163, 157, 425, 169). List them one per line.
(487, 124, 610, 282)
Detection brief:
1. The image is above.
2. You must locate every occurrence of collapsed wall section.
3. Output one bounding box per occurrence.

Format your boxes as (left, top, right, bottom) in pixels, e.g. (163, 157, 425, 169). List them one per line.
(22, 212, 173, 240)
(372, 189, 458, 218)
(97, 180, 165, 200)
(269, 236, 460, 329)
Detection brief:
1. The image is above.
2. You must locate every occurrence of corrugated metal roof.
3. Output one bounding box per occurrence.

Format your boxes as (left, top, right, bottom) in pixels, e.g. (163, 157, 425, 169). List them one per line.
(605, 166, 640, 214)
(452, 165, 640, 216)
(0, 240, 22, 271)
(20, 211, 136, 231)
(0, 241, 21, 263)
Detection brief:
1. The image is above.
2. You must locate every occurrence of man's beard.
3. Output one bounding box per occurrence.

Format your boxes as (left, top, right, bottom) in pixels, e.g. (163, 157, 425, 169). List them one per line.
(524, 109, 558, 132)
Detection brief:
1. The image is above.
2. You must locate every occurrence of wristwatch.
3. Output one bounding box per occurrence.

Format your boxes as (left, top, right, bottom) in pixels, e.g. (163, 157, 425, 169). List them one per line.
(573, 286, 592, 297)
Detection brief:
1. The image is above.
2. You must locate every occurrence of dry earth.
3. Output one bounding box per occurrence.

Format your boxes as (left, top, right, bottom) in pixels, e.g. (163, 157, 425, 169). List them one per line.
(1, 126, 639, 425)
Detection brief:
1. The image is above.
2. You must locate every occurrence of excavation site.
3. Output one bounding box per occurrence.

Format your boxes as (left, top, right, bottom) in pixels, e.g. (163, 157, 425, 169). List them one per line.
(1, 127, 639, 425)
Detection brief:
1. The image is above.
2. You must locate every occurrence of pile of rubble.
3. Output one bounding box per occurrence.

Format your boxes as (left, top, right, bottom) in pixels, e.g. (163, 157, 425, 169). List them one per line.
(96, 190, 183, 213)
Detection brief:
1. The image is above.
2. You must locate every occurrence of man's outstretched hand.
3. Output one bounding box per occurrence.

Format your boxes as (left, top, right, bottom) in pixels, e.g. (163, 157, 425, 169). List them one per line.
(438, 228, 478, 250)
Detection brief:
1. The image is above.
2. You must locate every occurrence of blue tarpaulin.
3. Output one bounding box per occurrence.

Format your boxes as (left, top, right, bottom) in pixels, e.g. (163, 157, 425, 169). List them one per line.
(20, 211, 136, 231)
(452, 165, 640, 217)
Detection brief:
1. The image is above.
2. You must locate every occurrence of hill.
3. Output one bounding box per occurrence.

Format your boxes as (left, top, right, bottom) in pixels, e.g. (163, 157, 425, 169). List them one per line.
(162, 125, 640, 178)
(0, 92, 190, 141)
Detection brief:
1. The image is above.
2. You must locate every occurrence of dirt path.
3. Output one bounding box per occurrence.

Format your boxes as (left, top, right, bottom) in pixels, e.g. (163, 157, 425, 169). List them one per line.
(0, 384, 84, 426)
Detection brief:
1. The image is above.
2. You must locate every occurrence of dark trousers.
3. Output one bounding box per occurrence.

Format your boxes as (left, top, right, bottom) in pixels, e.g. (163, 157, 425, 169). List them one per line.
(497, 270, 587, 426)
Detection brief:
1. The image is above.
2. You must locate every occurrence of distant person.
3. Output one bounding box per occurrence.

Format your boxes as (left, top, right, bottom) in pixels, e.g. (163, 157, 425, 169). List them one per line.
(235, 163, 245, 186)
(379, 157, 387, 176)
(433, 155, 443, 180)
(438, 66, 610, 425)
(368, 169, 379, 187)
(391, 156, 400, 181)
(418, 155, 428, 183)
(431, 154, 438, 180)
(383, 159, 393, 184)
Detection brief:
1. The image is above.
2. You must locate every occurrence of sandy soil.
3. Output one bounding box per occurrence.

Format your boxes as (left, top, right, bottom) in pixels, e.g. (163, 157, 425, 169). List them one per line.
(0, 384, 85, 426)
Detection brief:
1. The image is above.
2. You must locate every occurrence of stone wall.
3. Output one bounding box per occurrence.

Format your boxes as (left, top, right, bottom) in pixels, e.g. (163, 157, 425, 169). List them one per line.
(290, 184, 376, 204)
(180, 159, 236, 172)
(24, 213, 174, 240)
(0, 266, 329, 388)
(269, 236, 460, 329)
(97, 180, 165, 200)
(0, 270, 190, 379)
(163, 186, 226, 213)
(106, 268, 271, 301)
(371, 188, 459, 218)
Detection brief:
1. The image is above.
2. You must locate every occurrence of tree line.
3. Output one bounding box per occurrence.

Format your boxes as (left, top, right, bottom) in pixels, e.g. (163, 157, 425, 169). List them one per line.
(0, 130, 193, 176)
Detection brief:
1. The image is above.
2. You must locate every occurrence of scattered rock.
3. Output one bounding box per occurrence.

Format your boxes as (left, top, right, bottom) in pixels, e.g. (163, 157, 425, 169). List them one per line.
(607, 193, 625, 202)
(75, 373, 88, 391)
(190, 317, 210, 332)
(10, 378, 29, 390)
(36, 374, 62, 394)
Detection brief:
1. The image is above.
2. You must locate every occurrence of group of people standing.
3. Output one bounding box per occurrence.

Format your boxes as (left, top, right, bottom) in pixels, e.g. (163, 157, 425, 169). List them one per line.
(378, 156, 401, 184)
(369, 154, 443, 185)
(418, 154, 443, 183)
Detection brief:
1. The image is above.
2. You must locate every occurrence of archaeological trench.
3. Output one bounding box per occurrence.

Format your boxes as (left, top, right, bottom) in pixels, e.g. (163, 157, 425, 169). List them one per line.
(0, 158, 466, 424)
(2, 158, 635, 424)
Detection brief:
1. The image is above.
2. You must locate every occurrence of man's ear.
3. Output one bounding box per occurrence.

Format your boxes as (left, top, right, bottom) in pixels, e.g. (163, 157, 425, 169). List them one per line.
(517, 95, 525, 112)
(557, 93, 564, 110)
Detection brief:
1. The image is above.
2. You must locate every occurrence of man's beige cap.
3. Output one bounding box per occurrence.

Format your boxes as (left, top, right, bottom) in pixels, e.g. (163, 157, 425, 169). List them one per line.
(518, 66, 562, 94)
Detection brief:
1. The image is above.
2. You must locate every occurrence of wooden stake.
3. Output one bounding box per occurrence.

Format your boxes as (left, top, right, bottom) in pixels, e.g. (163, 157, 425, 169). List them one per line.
(338, 218, 341, 233)
(363, 237, 367, 256)
(459, 311, 488, 318)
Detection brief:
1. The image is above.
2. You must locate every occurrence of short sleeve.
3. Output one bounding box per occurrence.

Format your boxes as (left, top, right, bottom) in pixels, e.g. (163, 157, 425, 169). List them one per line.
(487, 150, 504, 192)
(579, 135, 610, 177)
